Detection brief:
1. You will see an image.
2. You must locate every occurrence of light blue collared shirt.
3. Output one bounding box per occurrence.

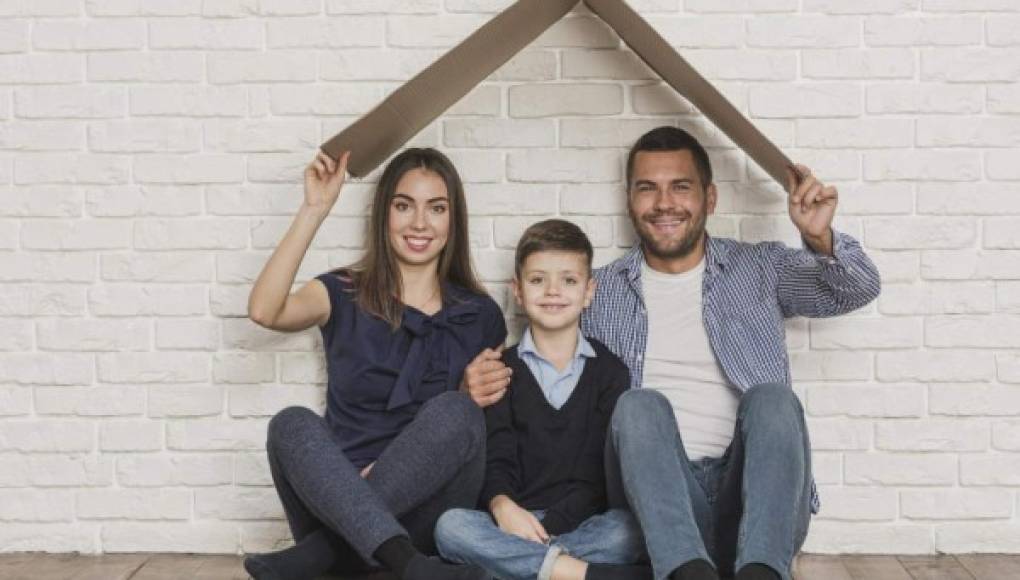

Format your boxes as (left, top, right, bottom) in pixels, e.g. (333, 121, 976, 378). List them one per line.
(517, 326, 597, 410)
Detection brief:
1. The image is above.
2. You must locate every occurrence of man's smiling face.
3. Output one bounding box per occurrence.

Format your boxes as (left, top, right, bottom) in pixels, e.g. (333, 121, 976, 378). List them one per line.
(627, 149, 717, 264)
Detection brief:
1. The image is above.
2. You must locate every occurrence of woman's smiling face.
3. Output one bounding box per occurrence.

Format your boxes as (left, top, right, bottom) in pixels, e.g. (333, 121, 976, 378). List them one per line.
(387, 167, 451, 270)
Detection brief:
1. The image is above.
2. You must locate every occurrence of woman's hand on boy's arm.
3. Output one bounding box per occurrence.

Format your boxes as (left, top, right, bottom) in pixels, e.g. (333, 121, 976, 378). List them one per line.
(460, 346, 512, 407)
(490, 495, 549, 545)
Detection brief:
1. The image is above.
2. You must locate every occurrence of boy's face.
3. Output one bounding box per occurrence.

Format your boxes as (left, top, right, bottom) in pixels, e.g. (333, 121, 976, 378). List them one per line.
(512, 250, 595, 334)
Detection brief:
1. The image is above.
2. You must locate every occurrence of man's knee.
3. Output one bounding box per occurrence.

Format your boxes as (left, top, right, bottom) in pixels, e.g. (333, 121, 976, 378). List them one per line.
(740, 384, 806, 444)
(611, 389, 674, 435)
(741, 383, 801, 419)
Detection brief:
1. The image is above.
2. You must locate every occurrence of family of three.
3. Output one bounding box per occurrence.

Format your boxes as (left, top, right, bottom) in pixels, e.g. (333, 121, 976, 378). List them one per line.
(243, 126, 881, 580)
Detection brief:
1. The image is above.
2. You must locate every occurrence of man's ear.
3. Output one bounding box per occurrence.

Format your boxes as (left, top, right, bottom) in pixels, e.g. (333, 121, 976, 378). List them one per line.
(706, 182, 718, 215)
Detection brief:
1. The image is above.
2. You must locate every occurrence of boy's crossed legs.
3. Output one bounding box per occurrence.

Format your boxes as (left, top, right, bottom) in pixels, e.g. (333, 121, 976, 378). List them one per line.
(436, 508, 649, 580)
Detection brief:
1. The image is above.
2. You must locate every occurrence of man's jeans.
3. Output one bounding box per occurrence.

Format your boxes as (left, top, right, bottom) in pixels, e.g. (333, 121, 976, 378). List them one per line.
(606, 383, 812, 580)
(435, 508, 646, 580)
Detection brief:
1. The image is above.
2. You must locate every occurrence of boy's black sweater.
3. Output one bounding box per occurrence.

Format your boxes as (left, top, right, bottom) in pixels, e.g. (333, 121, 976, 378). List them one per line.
(479, 337, 630, 536)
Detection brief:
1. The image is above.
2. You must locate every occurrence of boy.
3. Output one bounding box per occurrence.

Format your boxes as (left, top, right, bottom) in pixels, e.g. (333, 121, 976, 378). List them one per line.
(435, 220, 649, 580)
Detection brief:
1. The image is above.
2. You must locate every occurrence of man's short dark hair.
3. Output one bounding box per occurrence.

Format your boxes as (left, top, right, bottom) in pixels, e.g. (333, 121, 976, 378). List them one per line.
(514, 219, 594, 279)
(626, 126, 713, 190)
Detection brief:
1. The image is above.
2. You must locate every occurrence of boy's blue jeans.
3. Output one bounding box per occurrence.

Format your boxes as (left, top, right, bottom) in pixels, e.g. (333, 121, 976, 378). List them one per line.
(435, 507, 646, 580)
(606, 384, 813, 580)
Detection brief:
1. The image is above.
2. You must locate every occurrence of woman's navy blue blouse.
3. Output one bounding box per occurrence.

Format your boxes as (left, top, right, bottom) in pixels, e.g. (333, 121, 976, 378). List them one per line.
(315, 272, 507, 469)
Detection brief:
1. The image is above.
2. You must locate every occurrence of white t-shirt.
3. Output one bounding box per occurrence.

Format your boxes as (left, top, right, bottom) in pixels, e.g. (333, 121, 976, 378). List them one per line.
(641, 257, 741, 461)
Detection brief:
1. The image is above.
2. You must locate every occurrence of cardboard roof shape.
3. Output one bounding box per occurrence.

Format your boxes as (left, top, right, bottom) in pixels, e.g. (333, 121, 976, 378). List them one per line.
(322, 0, 798, 187)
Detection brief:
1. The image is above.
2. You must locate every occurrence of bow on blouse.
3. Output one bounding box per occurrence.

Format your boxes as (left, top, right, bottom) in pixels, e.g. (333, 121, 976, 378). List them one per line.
(386, 297, 481, 411)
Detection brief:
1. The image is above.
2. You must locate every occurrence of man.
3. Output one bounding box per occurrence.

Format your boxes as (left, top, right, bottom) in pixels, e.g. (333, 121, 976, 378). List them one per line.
(463, 126, 880, 580)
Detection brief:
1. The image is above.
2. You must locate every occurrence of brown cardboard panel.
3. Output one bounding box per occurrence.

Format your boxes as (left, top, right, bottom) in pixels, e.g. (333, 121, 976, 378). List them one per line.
(321, 0, 580, 177)
(583, 0, 796, 186)
(321, 0, 798, 187)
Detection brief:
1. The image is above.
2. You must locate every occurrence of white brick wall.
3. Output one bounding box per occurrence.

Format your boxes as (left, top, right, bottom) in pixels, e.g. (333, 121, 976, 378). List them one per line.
(0, 0, 1018, 556)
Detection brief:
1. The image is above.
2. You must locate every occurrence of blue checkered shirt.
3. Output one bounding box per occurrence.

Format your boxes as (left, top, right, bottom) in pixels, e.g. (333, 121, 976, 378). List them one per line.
(581, 230, 882, 513)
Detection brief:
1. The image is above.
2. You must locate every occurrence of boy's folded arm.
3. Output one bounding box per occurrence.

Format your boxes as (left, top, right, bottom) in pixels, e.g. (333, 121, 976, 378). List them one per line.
(599, 362, 630, 417)
(480, 391, 520, 508)
(479, 474, 516, 510)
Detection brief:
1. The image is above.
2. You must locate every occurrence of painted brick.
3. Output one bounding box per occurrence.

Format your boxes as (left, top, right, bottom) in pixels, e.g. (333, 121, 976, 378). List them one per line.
(845, 453, 957, 486)
(747, 16, 861, 48)
(750, 84, 862, 118)
(878, 350, 995, 384)
(902, 489, 1013, 520)
(875, 420, 988, 452)
(509, 84, 624, 118)
(508, 149, 622, 183)
(922, 48, 1020, 82)
(930, 384, 1020, 417)
(804, 522, 934, 554)
(802, 48, 915, 80)
(810, 317, 923, 349)
(868, 83, 984, 114)
(926, 316, 1020, 348)
(76, 489, 191, 520)
(865, 16, 982, 46)
(808, 384, 925, 418)
(814, 487, 897, 521)
(0, 1, 1016, 555)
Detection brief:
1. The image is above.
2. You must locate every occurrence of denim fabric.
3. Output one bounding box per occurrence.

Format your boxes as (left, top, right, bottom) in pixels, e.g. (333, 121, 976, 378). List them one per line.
(435, 507, 646, 580)
(582, 233, 882, 515)
(605, 385, 812, 580)
(266, 391, 486, 572)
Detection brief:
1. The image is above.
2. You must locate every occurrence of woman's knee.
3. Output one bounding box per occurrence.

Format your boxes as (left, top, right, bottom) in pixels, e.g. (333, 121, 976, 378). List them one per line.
(267, 405, 320, 452)
(419, 391, 485, 447)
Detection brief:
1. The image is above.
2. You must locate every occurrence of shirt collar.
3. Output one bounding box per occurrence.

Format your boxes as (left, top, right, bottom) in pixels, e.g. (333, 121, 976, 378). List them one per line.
(519, 326, 596, 365)
(618, 233, 730, 283)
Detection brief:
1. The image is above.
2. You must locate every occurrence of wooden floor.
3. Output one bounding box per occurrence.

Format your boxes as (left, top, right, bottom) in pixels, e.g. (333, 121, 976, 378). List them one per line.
(1, 553, 1019, 580)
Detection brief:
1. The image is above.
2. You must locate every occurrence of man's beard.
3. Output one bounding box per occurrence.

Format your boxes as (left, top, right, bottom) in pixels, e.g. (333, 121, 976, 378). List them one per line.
(632, 208, 708, 261)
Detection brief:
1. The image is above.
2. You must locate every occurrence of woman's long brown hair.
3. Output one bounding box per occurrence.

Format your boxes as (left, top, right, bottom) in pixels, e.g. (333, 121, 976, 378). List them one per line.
(334, 148, 486, 329)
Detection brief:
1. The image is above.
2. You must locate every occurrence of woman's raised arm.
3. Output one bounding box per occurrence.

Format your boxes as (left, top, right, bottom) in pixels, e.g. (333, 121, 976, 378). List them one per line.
(247, 150, 350, 332)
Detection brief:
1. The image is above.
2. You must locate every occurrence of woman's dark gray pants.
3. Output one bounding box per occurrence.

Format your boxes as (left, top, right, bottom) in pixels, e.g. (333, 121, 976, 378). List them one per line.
(266, 391, 486, 570)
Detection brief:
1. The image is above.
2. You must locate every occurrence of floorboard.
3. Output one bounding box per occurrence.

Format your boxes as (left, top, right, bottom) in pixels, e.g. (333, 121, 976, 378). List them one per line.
(2, 554, 1018, 579)
(794, 555, 853, 580)
(127, 554, 207, 580)
(841, 555, 913, 580)
(956, 555, 1020, 580)
(898, 556, 976, 580)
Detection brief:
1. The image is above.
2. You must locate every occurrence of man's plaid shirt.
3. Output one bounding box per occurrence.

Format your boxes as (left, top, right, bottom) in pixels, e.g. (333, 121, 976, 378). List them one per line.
(581, 230, 882, 513)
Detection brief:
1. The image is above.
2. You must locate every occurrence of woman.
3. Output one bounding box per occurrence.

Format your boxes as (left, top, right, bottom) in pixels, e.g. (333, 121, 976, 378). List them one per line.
(244, 148, 506, 580)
